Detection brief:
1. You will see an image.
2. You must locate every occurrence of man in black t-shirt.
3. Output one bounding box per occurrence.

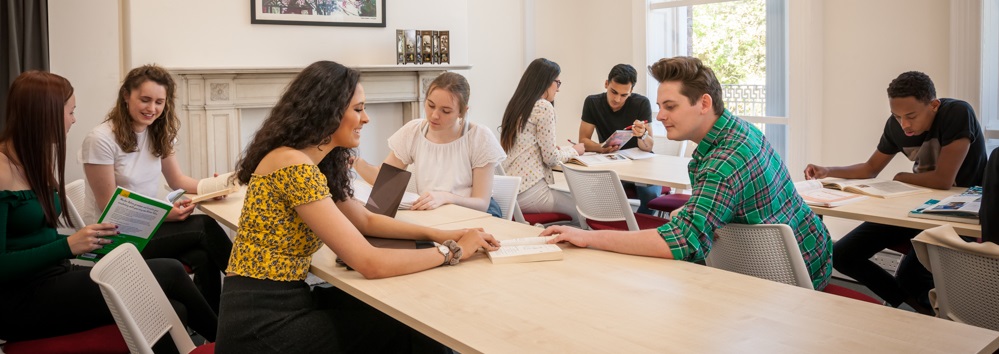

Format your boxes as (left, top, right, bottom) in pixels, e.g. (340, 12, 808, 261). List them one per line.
(804, 71, 988, 314)
(578, 64, 660, 214)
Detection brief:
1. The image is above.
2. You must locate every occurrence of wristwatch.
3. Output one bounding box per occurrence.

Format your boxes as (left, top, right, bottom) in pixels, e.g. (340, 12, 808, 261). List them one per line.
(437, 244, 451, 265)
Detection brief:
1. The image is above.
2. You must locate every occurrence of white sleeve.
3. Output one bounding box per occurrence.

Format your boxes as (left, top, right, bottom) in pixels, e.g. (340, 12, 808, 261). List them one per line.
(79, 128, 118, 165)
(387, 120, 423, 165)
(468, 123, 506, 169)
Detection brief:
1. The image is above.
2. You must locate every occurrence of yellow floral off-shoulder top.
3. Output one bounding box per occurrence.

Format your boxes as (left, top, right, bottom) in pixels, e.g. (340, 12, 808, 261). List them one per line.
(227, 164, 331, 281)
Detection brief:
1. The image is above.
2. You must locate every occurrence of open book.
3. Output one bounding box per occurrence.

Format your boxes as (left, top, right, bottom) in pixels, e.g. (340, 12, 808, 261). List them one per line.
(616, 147, 656, 160)
(488, 236, 563, 264)
(187, 172, 240, 203)
(601, 130, 634, 148)
(78, 187, 171, 262)
(908, 199, 981, 224)
(907, 186, 981, 224)
(567, 152, 631, 167)
(819, 178, 931, 199)
(793, 180, 867, 207)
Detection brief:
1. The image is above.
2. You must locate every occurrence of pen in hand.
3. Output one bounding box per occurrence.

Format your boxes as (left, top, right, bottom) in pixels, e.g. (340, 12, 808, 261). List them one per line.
(625, 120, 649, 130)
(567, 139, 577, 145)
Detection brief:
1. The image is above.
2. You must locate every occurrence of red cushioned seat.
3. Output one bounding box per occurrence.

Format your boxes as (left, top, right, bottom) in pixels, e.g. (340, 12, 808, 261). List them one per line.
(647, 194, 690, 213)
(585, 213, 669, 231)
(822, 284, 882, 304)
(3, 324, 128, 354)
(523, 212, 573, 225)
(190, 342, 216, 354)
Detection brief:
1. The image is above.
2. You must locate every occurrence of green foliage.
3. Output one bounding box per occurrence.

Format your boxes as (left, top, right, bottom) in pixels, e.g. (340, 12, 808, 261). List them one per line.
(691, 0, 766, 84)
(360, 0, 377, 17)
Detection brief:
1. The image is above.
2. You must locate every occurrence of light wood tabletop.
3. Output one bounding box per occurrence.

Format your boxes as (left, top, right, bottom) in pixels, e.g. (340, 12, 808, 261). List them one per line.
(196, 187, 492, 231)
(810, 188, 981, 238)
(310, 214, 999, 354)
(554, 154, 692, 189)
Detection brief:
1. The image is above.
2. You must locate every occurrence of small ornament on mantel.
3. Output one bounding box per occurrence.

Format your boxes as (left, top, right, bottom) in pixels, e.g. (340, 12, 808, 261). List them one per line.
(396, 29, 449, 64)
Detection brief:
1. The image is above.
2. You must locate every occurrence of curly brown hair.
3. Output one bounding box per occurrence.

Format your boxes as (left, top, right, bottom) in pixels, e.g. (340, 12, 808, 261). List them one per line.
(233, 61, 360, 202)
(106, 64, 179, 157)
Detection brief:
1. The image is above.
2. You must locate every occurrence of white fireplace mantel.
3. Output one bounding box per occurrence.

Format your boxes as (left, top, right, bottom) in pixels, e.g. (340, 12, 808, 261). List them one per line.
(171, 64, 471, 178)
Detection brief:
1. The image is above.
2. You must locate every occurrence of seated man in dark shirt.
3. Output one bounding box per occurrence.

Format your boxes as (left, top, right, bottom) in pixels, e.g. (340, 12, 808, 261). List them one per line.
(804, 71, 988, 314)
(578, 64, 660, 215)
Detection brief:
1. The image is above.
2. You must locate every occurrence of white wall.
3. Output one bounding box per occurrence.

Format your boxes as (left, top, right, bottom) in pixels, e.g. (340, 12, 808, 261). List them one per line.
(462, 1, 527, 137)
(821, 0, 951, 175)
(50, 0, 472, 180)
(49, 0, 121, 183)
(49, 0, 967, 184)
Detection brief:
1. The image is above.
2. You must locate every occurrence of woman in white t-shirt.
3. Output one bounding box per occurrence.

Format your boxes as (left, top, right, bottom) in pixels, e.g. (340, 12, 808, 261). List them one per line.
(80, 64, 231, 314)
(355, 72, 505, 215)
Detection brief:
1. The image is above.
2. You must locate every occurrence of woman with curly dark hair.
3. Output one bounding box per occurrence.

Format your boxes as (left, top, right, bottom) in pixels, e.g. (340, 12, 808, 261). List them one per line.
(80, 64, 232, 314)
(216, 60, 499, 353)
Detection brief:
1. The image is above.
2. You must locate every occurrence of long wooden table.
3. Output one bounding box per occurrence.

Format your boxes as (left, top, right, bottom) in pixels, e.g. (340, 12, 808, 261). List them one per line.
(554, 154, 692, 189)
(195, 187, 490, 230)
(310, 215, 999, 353)
(810, 188, 982, 238)
(200, 191, 999, 353)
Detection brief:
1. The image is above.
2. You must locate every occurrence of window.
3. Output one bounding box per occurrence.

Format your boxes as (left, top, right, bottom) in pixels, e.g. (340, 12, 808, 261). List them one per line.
(647, 0, 789, 160)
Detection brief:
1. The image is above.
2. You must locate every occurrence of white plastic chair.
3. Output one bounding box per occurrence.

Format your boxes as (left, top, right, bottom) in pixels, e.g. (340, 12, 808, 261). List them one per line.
(90, 243, 213, 354)
(651, 137, 689, 158)
(705, 223, 882, 304)
(913, 225, 999, 331)
(560, 163, 667, 231)
(58, 179, 86, 233)
(705, 224, 812, 289)
(491, 175, 521, 221)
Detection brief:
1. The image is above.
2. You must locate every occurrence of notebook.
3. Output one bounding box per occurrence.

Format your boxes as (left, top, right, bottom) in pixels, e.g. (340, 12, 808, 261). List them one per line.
(364, 163, 413, 218)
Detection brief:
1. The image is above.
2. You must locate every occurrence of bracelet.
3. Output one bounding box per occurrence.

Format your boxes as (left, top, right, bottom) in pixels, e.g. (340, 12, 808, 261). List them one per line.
(443, 239, 462, 266)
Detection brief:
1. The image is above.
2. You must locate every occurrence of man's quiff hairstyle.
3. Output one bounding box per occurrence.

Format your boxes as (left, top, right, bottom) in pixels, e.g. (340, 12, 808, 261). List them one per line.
(886, 71, 936, 104)
(648, 56, 724, 116)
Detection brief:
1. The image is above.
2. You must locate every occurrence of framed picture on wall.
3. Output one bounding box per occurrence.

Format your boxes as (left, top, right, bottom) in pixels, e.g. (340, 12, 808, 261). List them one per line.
(251, 0, 386, 27)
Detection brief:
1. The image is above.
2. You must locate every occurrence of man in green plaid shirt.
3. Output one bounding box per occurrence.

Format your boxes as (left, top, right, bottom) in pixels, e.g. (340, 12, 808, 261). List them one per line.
(543, 56, 832, 290)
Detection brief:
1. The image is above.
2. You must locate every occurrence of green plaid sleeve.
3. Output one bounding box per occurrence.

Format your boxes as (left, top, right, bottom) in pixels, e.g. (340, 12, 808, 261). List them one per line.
(657, 170, 737, 262)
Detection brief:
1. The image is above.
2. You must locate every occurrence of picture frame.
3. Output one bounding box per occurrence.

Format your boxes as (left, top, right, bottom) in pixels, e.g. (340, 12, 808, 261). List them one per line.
(251, 0, 386, 27)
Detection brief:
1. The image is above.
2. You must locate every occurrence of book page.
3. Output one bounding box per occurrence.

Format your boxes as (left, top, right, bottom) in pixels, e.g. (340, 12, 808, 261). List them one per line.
(847, 180, 928, 198)
(197, 172, 237, 195)
(500, 236, 556, 246)
(79, 188, 172, 262)
(618, 148, 656, 160)
(602, 130, 634, 148)
(397, 192, 420, 210)
(569, 153, 629, 166)
(487, 244, 563, 264)
(100, 195, 170, 239)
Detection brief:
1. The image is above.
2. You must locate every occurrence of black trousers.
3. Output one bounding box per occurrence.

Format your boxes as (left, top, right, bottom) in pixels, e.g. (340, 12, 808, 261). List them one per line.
(217, 276, 448, 354)
(143, 215, 232, 314)
(832, 222, 933, 307)
(0, 259, 218, 343)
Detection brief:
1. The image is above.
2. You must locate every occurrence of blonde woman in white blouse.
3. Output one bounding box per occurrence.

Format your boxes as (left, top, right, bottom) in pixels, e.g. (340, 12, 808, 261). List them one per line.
(355, 72, 506, 215)
(499, 58, 584, 223)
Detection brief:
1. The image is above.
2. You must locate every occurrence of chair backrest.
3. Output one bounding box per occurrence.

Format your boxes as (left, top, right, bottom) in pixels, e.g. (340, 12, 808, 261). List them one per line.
(705, 223, 813, 289)
(491, 175, 521, 221)
(652, 137, 689, 157)
(917, 239, 999, 330)
(90, 243, 197, 354)
(560, 163, 639, 230)
(60, 179, 86, 232)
